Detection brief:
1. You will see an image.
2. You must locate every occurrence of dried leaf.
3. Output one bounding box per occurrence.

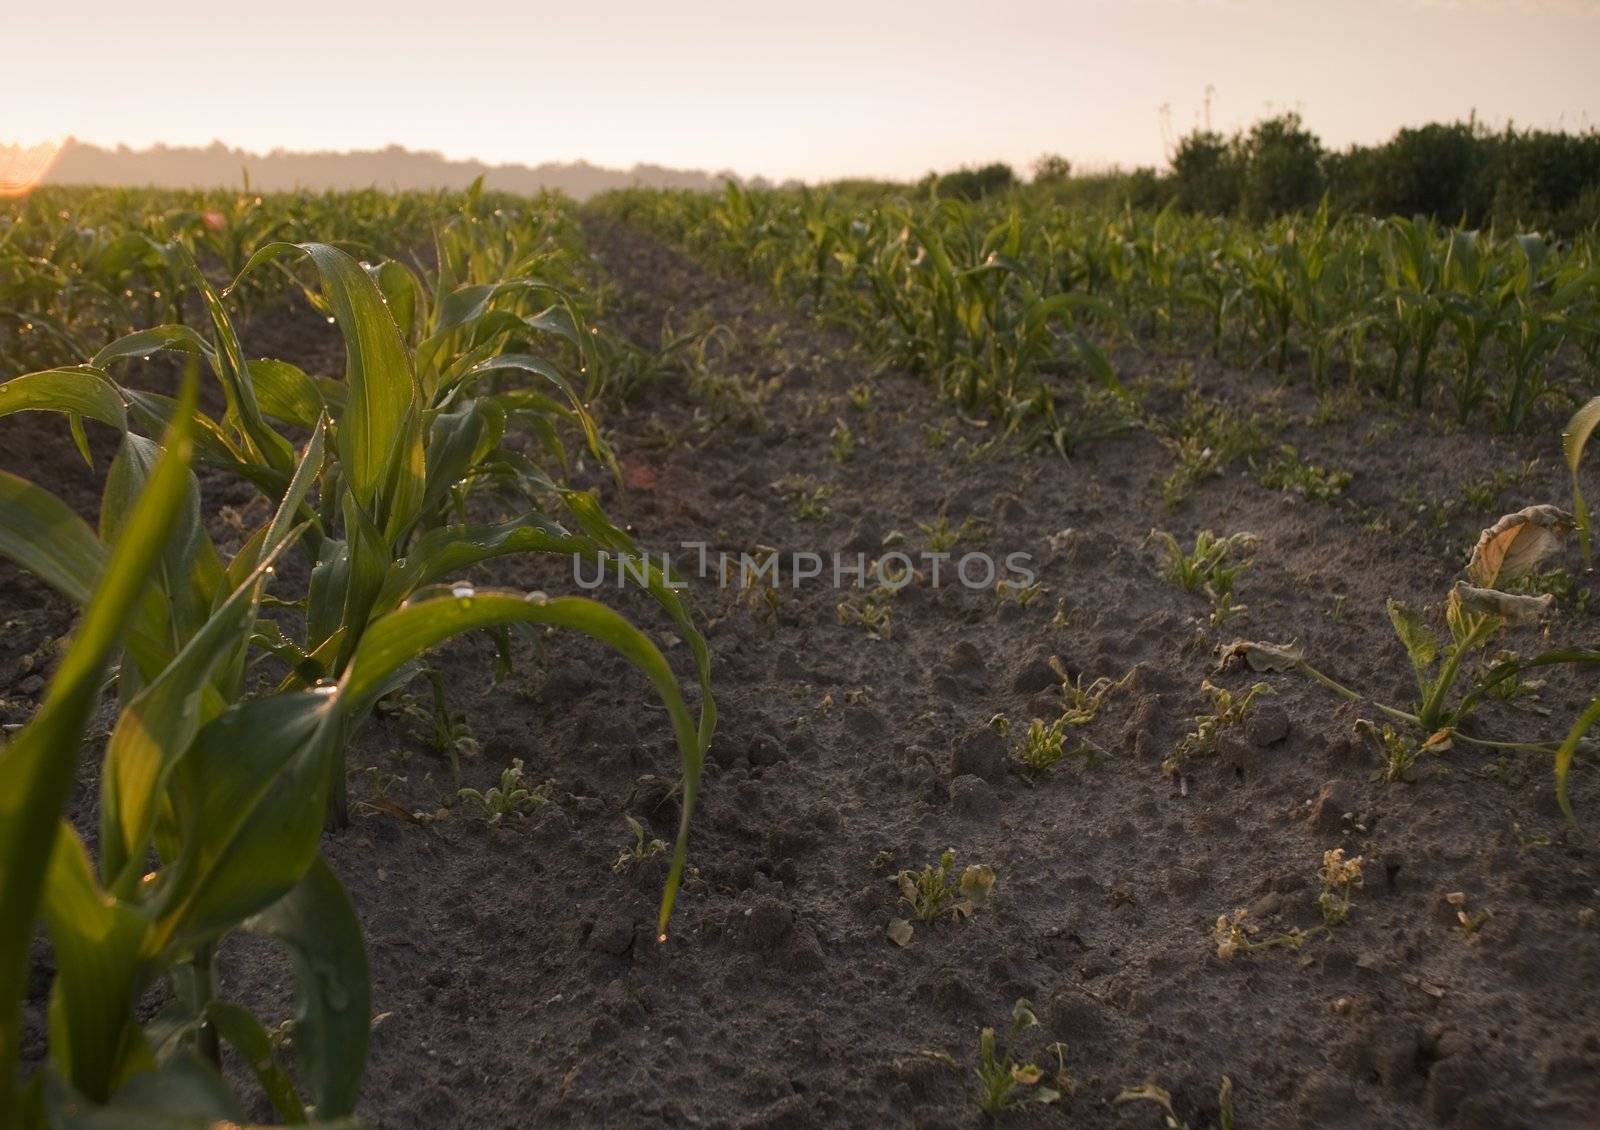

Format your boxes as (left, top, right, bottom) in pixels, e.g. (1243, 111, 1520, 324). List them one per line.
(1216, 639, 1303, 673)
(897, 872, 917, 902)
(1420, 728, 1454, 753)
(959, 864, 996, 909)
(1012, 1064, 1043, 1085)
(1451, 581, 1554, 623)
(886, 917, 913, 947)
(1466, 505, 1573, 588)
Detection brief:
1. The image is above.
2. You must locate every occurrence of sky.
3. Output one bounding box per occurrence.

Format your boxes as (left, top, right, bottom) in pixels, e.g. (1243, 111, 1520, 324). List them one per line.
(4, 0, 1599, 182)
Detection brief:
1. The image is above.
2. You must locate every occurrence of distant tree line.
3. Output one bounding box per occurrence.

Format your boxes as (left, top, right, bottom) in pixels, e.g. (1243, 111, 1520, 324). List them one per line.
(922, 117, 1600, 233)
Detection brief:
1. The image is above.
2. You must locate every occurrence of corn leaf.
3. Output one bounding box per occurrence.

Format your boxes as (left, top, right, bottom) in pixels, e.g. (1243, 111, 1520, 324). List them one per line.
(0, 378, 196, 1121)
(241, 856, 370, 1119)
(343, 588, 704, 936)
(1567, 396, 1600, 564)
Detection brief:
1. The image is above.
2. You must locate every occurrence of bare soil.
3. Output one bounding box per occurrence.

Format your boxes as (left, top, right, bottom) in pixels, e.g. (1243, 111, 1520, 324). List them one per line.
(5, 216, 1599, 1129)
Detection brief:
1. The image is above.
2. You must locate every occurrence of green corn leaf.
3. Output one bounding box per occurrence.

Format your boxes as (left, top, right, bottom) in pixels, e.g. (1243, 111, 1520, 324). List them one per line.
(420, 398, 504, 517)
(0, 376, 196, 1121)
(100, 528, 305, 895)
(176, 243, 298, 476)
(0, 470, 107, 606)
(242, 856, 370, 1119)
(154, 689, 341, 946)
(343, 587, 704, 936)
(0, 367, 128, 433)
(204, 1002, 307, 1123)
(38, 824, 153, 1103)
(91, 325, 214, 370)
(248, 358, 327, 430)
(235, 242, 425, 540)
(1556, 697, 1600, 823)
(47, 1053, 248, 1126)
(1565, 396, 1600, 564)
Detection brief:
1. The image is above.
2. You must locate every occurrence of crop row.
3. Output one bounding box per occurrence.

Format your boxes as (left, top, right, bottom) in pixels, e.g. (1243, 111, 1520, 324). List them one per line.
(601, 184, 1600, 436)
(0, 187, 713, 1124)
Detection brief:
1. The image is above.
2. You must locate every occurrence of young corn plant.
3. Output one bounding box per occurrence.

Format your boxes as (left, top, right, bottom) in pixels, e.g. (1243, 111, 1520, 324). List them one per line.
(0, 383, 372, 1124)
(0, 226, 720, 1123)
(1221, 506, 1598, 813)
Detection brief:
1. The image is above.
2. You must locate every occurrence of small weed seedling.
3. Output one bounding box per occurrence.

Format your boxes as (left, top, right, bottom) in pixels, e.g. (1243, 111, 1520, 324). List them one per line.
(974, 999, 1061, 1116)
(1250, 444, 1351, 502)
(1446, 891, 1492, 939)
(1316, 849, 1364, 927)
(1165, 681, 1270, 778)
(830, 418, 857, 463)
(847, 381, 873, 410)
(457, 759, 550, 825)
(613, 815, 668, 873)
(919, 514, 984, 554)
(886, 849, 995, 945)
(1148, 529, 1257, 625)
(1157, 396, 1269, 508)
(1053, 658, 1133, 726)
(925, 418, 953, 449)
(1115, 1078, 1235, 1130)
(773, 474, 834, 520)
(1016, 717, 1070, 773)
(995, 579, 1045, 606)
(382, 667, 480, 780)
(837, 586, 896, 639)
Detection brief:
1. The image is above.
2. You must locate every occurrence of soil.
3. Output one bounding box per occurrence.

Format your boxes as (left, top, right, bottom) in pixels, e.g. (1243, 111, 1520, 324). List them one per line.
(5, 214, 1600, 1129)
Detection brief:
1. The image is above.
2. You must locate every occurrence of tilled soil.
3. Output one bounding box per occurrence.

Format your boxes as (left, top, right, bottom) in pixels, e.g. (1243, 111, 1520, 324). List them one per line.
(5, 216, 1599, 1129)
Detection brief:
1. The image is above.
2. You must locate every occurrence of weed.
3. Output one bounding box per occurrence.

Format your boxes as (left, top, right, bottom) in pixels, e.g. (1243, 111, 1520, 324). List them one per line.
(1446, 891, 1492, 938)
(886, 850, 996, 945)
(1015, 717, 1069, 772)
(1459, 460, 1540, 512)
(925, 418, 954, 449)
(1250, 444, 1351, 502)
(613, 815, 668, 873)
(830, 418, 857, 463)
(1358, 720, 1427, 783)
(847, 381, 873, 410)
(919, 514, 984, 553)
(457, 759, 550, 825)
(773, 473, 834, 520)
(974, 999, 1061, 1115)
(1316, 848, 1364, 926)
(837, 586, 896, 639)
(996, 579, 1045, 606)
(1166, 681, 1270, 777)
(1157, 397, 1269, 508)
(1148, 529, 1257, 624)
(1053, 660, 1133, 725)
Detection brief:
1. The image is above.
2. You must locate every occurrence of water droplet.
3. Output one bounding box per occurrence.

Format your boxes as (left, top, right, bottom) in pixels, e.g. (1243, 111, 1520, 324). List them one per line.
(326, 316, 336, 324)
(523, 590, 547, 605)
(451, 583, 476, 603)
(309, 681, 338, 697)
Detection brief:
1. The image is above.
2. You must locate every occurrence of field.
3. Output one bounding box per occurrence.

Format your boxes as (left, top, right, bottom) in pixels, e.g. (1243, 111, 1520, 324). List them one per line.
(1, 180, 1598, 1129)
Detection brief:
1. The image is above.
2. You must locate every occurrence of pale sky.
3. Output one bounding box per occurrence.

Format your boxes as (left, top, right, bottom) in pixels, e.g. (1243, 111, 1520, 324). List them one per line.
(4, 0, 1597, 182)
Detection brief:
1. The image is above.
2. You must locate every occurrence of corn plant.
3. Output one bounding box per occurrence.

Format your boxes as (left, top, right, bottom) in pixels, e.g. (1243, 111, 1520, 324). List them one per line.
(1222, 506, 1599, 813)
(0, 215, 718, 1122)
